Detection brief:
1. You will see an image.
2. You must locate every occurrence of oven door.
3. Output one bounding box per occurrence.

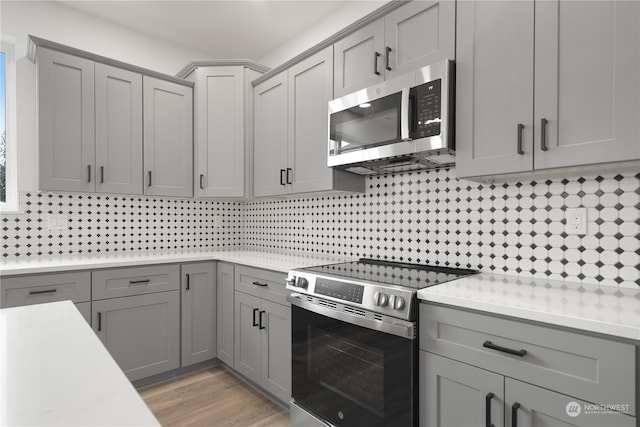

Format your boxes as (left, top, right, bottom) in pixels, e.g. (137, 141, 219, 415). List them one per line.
(290, 298, 417, 427)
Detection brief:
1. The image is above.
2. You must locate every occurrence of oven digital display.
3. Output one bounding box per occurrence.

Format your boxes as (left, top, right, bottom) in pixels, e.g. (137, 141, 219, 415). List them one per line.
(315, 278, 364, 303)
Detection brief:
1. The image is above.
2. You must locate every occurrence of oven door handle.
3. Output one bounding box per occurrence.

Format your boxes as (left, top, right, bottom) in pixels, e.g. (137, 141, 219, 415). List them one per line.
(287, 294, 416, 340)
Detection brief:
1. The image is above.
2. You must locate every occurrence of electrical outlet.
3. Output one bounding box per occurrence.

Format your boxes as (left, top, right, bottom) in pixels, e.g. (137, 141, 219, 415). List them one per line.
(566, 208, 587, 235)
(47, 214, 68, 231)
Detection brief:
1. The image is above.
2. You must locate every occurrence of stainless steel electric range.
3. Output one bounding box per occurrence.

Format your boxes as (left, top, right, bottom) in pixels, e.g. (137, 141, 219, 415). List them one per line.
(285, 258, 478, 427)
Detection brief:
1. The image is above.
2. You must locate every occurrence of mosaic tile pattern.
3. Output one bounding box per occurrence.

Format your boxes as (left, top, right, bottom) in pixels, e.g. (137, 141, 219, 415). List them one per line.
(243, 169, 640, 289)
(1, 193, 242, 257)
(1, 169, 638, 289)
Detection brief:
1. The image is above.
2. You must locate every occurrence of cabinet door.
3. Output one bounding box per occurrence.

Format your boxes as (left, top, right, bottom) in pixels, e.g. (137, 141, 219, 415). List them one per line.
(253, 72, 288, 197)
(384, 0, 456, 80)
(534, 1, 640, 169)
(195, 67, 244, 198)
(234, 291, 262, 384)
(260, 300, 291, 403)
(95, 63, 143, 195)
(93, 291, 180, 381)
(287, 47, 334, 194)
(455, 0, 535, 178)
(420, 351, 504, 427)
(38, 48, 95, 192)
(143, 76, 193, 197)
(181, 262, 216, 367)
(216, 262, 235, 366)
(1, 271, 91, 308)
(333, 19, 385, 98)
(505, 378, 635, 427)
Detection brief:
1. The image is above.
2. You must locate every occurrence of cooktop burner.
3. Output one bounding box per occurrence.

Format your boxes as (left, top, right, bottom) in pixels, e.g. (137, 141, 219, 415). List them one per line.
(300, 258, 478, 290)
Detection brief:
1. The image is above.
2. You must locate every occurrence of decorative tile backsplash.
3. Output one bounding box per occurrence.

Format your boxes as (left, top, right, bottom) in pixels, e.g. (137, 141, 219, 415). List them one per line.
(1, 194, 242, 256)
(243, 169, 640, 288)
(1, 169, 639, 288)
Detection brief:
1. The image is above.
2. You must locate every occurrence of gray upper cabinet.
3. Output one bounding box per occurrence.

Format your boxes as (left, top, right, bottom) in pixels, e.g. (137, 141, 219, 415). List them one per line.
(194, 66, 246, 198)
(95, 63, 143, 194)
(456, 0, 640, 178)
(534, 0, 640, 170)
(216, 262, 235, 367)
(334, 0, 455, 98)
(38, 48, 95, 192)
(143, 76, 194, 197)
(288, 47, 337, 194)
(455, 0, 535, 177)
(333, 19, 385, 98)
(254, 48, 364, 197)
(253, 72, 289, 197)
(181, 262, 217, 367)
(384, 0, 456, 80)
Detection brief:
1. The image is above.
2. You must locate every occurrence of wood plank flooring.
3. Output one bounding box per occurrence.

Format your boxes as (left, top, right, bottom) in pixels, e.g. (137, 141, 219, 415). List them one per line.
(139, 366, 290, 427)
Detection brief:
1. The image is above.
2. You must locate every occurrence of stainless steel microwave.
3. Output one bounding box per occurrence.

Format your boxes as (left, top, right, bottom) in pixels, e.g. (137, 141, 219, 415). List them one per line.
(328, 59, 455, 175)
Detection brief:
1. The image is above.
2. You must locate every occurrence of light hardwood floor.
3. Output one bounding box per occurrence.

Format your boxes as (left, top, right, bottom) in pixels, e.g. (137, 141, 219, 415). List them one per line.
(139, 366, 291, 427)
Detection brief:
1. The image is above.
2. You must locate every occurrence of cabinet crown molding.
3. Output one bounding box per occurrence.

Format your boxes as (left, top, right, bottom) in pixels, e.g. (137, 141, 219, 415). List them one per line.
(27, 35, 194, 88)
(175, 60, 270, 79)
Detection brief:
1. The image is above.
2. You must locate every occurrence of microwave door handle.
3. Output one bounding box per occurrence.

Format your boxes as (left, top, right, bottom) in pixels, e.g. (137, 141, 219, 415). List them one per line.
(400, 87, 410, 141)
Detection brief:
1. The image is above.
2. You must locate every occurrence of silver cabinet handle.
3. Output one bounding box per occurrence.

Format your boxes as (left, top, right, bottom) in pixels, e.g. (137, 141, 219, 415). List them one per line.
(517, 124, 524, 155)
(280, 169, 286, 186)
(199, 174, 205, 189)
(373, 51, 381, 76)
(540, 118, 548, 151)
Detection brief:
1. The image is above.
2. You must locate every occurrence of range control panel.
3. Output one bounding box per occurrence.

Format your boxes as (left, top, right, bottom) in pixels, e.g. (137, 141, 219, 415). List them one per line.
(286, 271, 414, 320)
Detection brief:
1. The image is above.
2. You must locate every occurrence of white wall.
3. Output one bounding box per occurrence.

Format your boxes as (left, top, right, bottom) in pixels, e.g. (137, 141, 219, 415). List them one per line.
(1, 0, 212, 192)
(257, 1, 387, 68)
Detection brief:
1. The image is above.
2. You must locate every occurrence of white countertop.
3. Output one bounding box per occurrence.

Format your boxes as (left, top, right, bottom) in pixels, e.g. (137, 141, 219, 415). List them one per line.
(0, 248, 352, 276)
(418, 273, 640, 341)
(0, 301, 160, 426)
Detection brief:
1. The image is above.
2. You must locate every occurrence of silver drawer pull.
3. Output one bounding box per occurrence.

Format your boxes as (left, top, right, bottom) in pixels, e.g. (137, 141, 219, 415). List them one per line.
(483, 340, 527, 357)
(29, 289, 57, 295)
(129, 279, 150, 285)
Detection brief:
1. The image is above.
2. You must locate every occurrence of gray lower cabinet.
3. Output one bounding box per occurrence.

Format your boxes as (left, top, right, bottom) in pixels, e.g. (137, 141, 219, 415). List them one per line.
(181, 262, 216, 367)
(421, 352, 635, 427)
(216, 262, 235, 366)
(420, 351, 504, 427)
(0, 271, 92, 325)
(92, 291, 180, 381)
(143, 75, 194, 197)
(456, 0, 640, 178)
(419, 303, 637, 427)
(233, 265, 291, 403)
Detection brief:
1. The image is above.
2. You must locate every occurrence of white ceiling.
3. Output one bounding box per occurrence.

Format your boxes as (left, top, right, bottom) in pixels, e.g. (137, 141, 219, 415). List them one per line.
(56, 1, 355, 60)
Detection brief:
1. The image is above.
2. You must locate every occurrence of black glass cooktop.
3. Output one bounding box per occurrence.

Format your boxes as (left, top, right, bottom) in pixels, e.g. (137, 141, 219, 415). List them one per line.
(301, 258, 478, 290)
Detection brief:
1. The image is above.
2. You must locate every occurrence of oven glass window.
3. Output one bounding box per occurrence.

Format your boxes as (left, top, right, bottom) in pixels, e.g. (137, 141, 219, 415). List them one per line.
(308, 329, 384, 416)
(292, 305, 416, 427)
(329, 92, 402, 155)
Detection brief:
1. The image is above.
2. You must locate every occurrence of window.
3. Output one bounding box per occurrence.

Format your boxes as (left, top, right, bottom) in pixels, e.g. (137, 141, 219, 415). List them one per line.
(1, 35, 17, 212)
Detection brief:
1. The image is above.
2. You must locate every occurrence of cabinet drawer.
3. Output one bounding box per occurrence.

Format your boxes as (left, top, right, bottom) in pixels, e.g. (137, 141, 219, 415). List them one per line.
(234, 265, 288, 305)
(420, 303, 636, 415)
(1, 272, 91, 308)
(92, 265, 179, 300)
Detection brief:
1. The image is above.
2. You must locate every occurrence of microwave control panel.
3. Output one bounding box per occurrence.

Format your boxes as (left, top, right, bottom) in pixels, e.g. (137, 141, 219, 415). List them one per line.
(412, 78, 441, 138)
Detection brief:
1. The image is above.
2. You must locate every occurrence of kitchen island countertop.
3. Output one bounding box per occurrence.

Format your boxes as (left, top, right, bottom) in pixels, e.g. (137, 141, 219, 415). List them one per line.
(418, 273, 640, 341)
(0, 300, 160, 426)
